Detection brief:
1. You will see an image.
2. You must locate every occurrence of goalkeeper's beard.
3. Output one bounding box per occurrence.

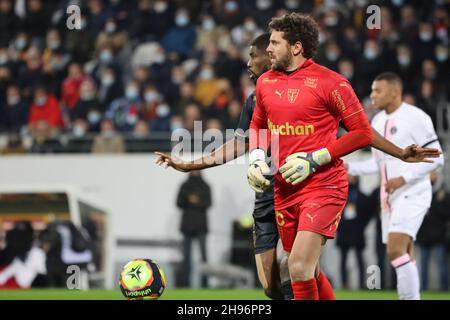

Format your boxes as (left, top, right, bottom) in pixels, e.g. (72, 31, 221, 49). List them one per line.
(271, 51, 294, 72)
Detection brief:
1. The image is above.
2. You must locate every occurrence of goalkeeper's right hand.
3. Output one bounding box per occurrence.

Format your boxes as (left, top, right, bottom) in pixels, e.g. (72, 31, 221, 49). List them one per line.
(247, 149, 271, 193)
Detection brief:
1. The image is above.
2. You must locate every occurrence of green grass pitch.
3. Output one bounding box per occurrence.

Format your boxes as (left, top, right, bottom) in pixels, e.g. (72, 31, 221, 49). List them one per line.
(1, 289, 450, 300)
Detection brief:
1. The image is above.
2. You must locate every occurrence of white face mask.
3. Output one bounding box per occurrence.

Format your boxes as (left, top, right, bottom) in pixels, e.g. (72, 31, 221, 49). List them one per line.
(15, 38, 27, 50)
(397, 55, 411, 66)
(35, 97, 47, 107)
(101, 75, 114, 86)
(285, 0, 299, 10)
(156, 104, 170, 117)
(145, 91, 159, 103)
(126, 114, 138, 125)
(364, 48, 378, 60)
(200, 69, 214, 80)
(47, 40, 60, 50)
(7, 95, 20, 105)
(154, 1, 168, 13)
(436, 51, 449, 62)
(0, 54, 8, 64)
(171, 121, 183, 131)
(256, 0, 271, 10)
(88, 111, 101, 124)
(391, 0, 403, 6)
(419, 32, 433, 42)
(202, 19, 215, 32)
(326, 51, 339, 62)
(100, 50, 113, 63)
(175, 14, 189, 27)
(73, 126, 86, 137)
(324, 15, 338, 27)
(154, 54, 165, 64)
(342, 70, 353, 79)
(224, 1, 238, 12)
(244, 21, 257, 32)
(102, 130, 114, 139)
(126, 87, 139, 100)
(105, 22, 116, 34)
(80, 91, 96, 101)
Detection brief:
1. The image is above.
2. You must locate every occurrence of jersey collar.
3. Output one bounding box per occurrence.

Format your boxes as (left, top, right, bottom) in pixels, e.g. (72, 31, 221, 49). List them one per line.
(282, 58, 314, 77)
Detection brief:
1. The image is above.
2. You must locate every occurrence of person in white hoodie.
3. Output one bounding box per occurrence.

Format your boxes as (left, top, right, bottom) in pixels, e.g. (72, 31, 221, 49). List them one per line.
(347, 72, 444, 300)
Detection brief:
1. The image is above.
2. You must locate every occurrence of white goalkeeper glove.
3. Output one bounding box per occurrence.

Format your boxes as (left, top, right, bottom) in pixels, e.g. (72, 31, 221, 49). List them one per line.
(247, 149, 271, 193)
(279, 148, 332, 185)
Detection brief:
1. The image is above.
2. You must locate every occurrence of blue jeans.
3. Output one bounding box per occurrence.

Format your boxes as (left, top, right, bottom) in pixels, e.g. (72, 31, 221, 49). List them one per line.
(419, 244, 449, 291)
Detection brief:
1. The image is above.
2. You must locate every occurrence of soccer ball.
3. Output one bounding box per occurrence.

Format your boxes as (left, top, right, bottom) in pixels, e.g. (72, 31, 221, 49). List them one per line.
(119, 259, 166, 300)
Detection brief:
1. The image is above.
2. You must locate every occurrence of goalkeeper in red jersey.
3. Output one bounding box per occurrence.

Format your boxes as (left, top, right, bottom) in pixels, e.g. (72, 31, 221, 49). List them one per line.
(247, 13, 374, 300)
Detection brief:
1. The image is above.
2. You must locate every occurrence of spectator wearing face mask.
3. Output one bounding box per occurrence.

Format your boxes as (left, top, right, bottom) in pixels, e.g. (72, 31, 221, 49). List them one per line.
(17, 46, 44, 98)
(41, 31, 71, 96)
(211, 0, 241, 29)
(337, 59, 363, 97)
(70, 79, 103, 132)
(141, 85, 161, 121)
(28, 85, 64, 131)
(21, 0, 50, 39)
(0, 0, 20, 46)
(394, 44, 418, 94)
(247, 0, 276, 28)
(415, 22, 438, 62)
(161, 8, 197, 60)
(356, 40, 385, 97)
(196, 14, 231, 52)
(88, 44, 121, 84)
(0, 133, 27, 155)
(106, 80, 143, 132)
(398, 5, 419, 46)
(65, 13, 96, 63)
(132, 120, 150, 138)
(91, 118, 125, 153)
(317, 41, 342, 72)
(130, 0, 174, 42)
(150, 102, 171, 133)
(1, 84, 29, 133)
(61, 63, 88, 110)
(29, 119, 63, 154)
(194, 64, 222, 108)
(434, 44, 449, 85)
(215, 45, 247, 86)
(97, 66, 123, 111)
(87, 0, 112, 38)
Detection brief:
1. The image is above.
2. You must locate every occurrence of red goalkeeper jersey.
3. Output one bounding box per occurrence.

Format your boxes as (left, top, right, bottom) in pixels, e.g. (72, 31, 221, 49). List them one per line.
(250, 59, 372, 210)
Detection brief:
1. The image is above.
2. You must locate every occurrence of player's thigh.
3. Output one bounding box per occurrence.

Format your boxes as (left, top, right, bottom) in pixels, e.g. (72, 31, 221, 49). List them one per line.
(253, 209, 280, 288)
(387, 232, 413, 260)
(275, 205, 299, 253)
(290, 231, 324, 267)
(298, 192, 347, 240)
(389, 202, 428, 242)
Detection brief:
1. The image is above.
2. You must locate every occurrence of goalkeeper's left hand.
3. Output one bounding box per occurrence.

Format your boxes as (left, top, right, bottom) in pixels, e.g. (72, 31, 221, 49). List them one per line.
(279, 148, 332, 185)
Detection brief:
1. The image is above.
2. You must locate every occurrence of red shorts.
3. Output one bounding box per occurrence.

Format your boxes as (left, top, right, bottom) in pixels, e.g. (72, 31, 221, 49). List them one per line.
(275, 189, 347, 252)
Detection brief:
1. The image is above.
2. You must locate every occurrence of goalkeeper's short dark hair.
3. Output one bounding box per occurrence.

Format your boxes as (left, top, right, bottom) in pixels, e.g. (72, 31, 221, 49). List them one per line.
(251, 33, 270, 53)
(374, 72, 403, 90)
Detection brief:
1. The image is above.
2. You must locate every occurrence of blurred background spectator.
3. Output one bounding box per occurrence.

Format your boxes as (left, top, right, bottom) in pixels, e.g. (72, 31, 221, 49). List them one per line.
(417, 170, 450, 291)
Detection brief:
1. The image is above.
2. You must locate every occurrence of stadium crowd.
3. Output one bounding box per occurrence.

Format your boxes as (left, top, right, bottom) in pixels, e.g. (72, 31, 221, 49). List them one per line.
(0, 0, 449, 153)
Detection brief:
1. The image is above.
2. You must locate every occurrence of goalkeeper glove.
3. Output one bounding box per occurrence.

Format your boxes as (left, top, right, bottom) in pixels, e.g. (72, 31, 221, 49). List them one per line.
(247, 149, 271, 193)
(279, 148, 332, 185)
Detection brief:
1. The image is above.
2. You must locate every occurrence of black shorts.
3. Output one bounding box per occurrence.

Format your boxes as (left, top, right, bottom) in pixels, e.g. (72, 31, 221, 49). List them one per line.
(252, 204, 279, 254)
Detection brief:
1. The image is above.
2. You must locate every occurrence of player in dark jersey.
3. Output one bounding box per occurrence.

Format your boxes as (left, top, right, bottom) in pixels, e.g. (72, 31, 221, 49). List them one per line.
(155, 33, 441, 299)
(155, 34, 291, 300)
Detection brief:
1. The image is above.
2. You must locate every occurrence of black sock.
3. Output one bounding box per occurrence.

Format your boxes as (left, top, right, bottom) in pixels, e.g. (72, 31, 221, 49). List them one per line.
(281, 280, 293, 300)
